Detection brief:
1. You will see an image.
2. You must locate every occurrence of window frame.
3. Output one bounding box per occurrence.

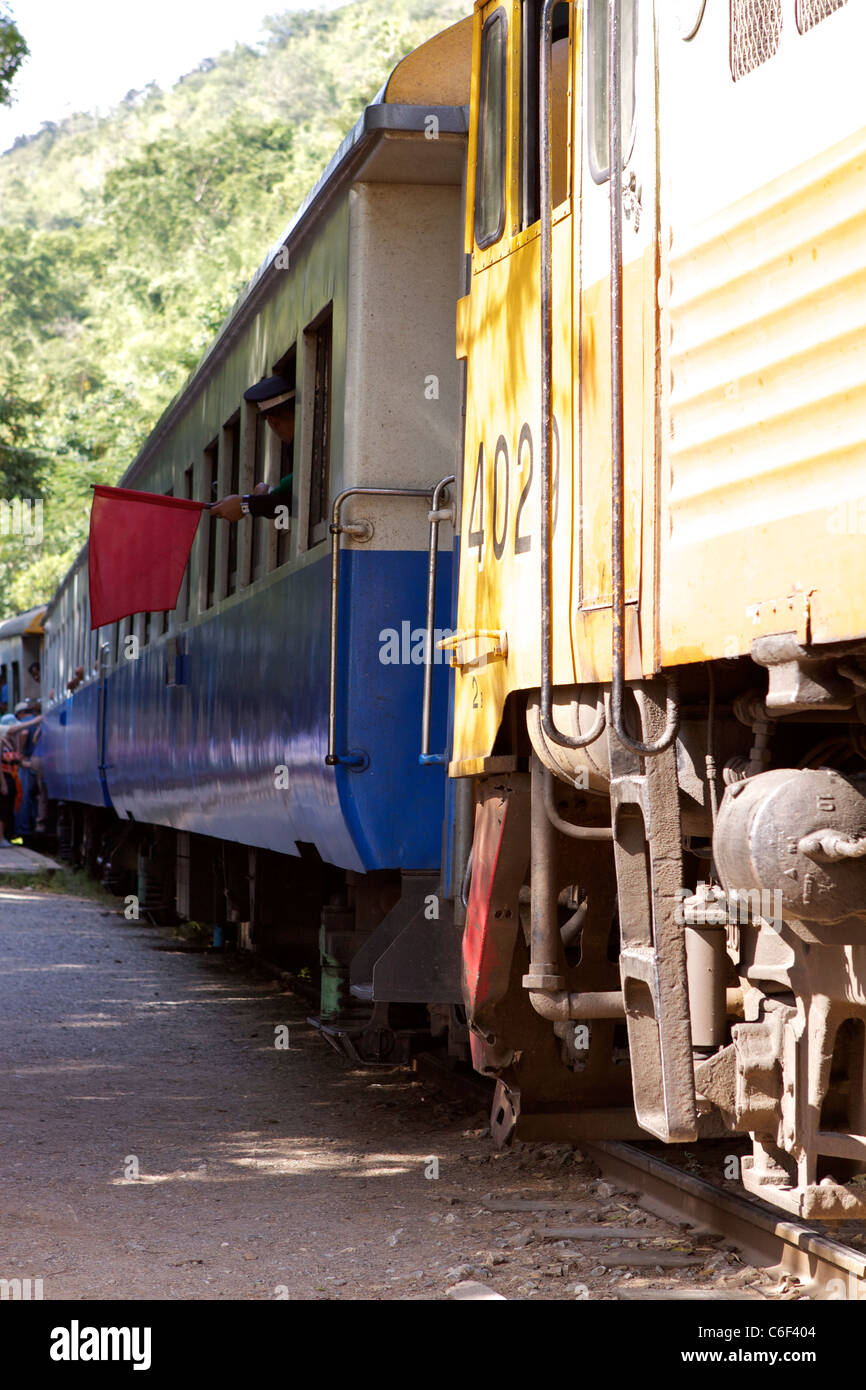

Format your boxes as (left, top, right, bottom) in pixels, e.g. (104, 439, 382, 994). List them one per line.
(305, 307, 333, 550)
(224, 413, 242, 595)
(272, 343, 297, 571)
(474, 6, 509, 250)
(519, 0, 572, 232)
(203, 438, 220, 610)
(586, 0, 638, 186)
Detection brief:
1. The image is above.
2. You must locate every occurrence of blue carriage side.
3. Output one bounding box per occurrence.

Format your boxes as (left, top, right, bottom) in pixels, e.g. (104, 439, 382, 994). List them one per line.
(36, 21, 474, 1056)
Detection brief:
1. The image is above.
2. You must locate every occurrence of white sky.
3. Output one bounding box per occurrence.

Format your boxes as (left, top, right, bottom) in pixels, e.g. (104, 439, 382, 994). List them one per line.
(0, 0, 346, 153)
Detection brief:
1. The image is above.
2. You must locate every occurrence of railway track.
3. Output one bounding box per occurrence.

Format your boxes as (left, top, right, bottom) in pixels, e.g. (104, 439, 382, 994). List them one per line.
(559, 1141, 866, 1301)
(413, 1055, 866, 1299)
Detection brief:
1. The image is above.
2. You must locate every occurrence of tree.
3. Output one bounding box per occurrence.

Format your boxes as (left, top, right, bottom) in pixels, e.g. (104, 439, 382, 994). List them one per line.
(0, 3, 28, 107)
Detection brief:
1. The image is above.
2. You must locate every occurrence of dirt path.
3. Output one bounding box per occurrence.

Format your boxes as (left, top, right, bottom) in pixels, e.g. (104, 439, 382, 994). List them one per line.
(0, 885, 779, 1301)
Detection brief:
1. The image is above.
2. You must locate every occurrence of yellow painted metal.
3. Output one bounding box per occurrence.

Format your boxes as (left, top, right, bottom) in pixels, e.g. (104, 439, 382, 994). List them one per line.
(452, 0, 576, 769)
(438, 628, 508, 667)
(660, 124, 866, 665)
(451, 0, 651, 770)
(454, 2, 866, 775)
(573, 251, 655, 686)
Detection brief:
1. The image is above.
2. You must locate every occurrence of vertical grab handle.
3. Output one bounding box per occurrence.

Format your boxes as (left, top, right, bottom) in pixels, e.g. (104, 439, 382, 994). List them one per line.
(419, 474, 455, 766)
(539, 0, 605, 753)
(97, 640, 110, 775)
(326, 485, 437, 769)
(606, 0, 679, 756)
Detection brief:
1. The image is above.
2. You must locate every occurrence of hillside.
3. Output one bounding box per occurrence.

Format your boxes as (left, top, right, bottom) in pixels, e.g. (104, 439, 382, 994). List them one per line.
(0, 0, 466, 617)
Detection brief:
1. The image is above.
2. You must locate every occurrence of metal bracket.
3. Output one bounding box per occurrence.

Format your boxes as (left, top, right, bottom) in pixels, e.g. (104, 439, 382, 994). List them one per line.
(609, 681, 698, 1143)
(437, 629, 508, 670)
(330, 519, 374, 543)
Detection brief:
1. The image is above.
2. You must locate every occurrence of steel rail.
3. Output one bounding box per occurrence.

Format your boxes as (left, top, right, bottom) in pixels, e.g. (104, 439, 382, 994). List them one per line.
(584, 1140, 866, 1299)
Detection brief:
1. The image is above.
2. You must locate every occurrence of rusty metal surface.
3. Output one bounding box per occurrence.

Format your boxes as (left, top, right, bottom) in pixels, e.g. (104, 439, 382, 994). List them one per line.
(584, 1141, 866, 1299)
(609, 682, 698, 1143)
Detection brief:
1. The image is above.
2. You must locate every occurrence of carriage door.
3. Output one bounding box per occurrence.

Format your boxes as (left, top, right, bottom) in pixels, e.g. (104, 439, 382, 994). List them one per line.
(576, 0, 657, 681)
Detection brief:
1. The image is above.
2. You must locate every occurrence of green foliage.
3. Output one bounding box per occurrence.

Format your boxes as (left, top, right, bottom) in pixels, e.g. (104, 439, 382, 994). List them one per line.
(0, 2, 27, 108)
(0, 0, 466, 617)
(0, 867, 119, 902)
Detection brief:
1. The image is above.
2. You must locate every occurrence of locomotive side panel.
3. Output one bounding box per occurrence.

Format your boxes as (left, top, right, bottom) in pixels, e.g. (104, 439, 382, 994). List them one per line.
(658, 0, 866, 663)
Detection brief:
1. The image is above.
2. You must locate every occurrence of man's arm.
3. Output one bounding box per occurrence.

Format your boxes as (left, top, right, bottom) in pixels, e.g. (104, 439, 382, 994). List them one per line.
(247, 481, 292, 520)
(211, 476, 293, 523)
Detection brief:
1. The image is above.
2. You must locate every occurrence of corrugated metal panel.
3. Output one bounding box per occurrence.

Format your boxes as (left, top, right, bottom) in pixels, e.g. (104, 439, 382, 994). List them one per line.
(797, 0, 847, 35)
(665, 125, 866, 548)
(730, 0, 782, 82)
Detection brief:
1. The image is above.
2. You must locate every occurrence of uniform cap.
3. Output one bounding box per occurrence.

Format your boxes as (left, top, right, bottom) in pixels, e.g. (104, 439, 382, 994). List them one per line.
(243, 375, 295, 410)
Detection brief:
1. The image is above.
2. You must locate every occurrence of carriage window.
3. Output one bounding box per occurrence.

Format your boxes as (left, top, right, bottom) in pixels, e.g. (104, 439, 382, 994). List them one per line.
(520, 1, 570, 228)
(225, 417, 241, 593)
(731, 0, 782, 80)
(587, 0, 637, 184)
(306, 311, 332, 548)
(796, 0, 846, 32)
(176, 466, 194, 621)
(474, 9, 507, 248)
(276, 438, 293, 567)
(251, 410, 270, 582)
(204, 439, 219, 609)
(274, 345, 296, 569)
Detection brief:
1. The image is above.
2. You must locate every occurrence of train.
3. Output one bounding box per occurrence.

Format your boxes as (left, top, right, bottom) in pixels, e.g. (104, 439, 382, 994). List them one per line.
(8, 0, 866, 1223)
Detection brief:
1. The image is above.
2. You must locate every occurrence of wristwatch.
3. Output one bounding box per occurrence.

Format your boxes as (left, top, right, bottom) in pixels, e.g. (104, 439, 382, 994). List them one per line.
(240, 496, 251, 516)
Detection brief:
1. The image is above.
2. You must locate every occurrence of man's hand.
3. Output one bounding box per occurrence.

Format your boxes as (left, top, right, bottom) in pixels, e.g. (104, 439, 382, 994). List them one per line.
(210, 494, 244, 521)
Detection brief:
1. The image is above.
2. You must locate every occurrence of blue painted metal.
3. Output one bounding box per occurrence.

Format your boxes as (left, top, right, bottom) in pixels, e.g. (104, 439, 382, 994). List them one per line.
(442, 535, 461, 901)
(42, 686, 105, 809)
(43, 547, 452, 875)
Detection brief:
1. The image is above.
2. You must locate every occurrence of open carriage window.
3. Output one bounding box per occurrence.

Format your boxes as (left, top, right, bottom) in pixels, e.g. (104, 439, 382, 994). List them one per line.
(474, 8, 507, 248)
(274, 345, 296, 569)
(520, 0, 571, 229)
(306, 309, 332, 548)
(587, 0, 637, 184)
(225, 417, 241, 594)
(204, 438, 219, 609)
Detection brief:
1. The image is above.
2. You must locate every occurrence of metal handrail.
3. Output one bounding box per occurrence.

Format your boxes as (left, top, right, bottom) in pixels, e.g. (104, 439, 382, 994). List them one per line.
(607, 0, 679, 756)
(539, 0, 605, 754)
(420, 474, 455, 766)
(325, 485, 436, 768)
(97, 641, 110, 775)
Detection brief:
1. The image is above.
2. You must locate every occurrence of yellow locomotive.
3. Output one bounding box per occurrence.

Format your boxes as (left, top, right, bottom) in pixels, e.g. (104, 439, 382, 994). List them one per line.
(451, 0, 866, 1220)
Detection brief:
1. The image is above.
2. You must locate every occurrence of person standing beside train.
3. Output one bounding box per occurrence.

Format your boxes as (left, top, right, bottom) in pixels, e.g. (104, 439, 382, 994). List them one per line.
(0, 712, 23, 845)
(13, 701, 46, 835)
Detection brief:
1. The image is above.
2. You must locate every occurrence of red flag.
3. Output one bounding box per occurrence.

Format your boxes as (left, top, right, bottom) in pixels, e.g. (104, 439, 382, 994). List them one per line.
(88, 486, 207, 630)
